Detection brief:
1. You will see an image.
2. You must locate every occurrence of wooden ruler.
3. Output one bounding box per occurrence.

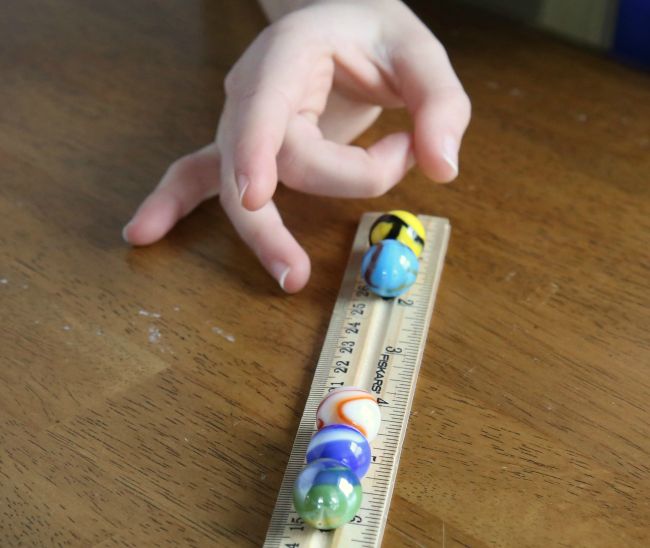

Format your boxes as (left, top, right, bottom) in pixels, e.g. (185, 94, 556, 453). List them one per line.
(264, 213, 450, 548)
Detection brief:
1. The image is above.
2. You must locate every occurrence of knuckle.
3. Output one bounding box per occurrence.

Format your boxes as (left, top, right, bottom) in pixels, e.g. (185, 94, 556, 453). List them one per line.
(218, 185, 235, 208)
(428, 36, 448, 59)
(224, 67, 242, 97)
(457, 88, 472, 116)
(453, 88, 472, 129)
(168, 152, 201, 179)
(166, 155, 191, 180)
(436, 85, 472, 124)
(277, 144, 303, 184)
(271, 11, 309, 37)
(233, 138, 254, 166)
(365, 171, 390, 198)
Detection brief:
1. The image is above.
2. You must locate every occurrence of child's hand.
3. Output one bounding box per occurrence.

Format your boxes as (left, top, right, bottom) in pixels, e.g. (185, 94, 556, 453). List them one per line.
(123, 0, 471, 293)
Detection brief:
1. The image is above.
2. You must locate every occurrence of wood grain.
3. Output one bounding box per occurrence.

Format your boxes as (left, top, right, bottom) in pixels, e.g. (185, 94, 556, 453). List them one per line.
(1, 0, 648, 546)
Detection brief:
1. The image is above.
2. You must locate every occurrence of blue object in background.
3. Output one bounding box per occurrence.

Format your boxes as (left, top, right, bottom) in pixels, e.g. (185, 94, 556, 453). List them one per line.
(612, 0, 650, 69)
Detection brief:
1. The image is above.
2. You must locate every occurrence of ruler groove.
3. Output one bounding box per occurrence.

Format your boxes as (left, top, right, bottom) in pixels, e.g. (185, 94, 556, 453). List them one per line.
(264, 213, 450, 548)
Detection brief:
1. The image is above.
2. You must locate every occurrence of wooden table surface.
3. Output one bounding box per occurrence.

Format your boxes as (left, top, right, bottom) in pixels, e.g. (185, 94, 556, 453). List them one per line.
(1, 1, 649, 546)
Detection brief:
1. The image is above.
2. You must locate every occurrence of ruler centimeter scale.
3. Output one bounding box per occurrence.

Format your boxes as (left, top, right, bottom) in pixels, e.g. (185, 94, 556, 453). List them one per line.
(264, 213, 450, 548)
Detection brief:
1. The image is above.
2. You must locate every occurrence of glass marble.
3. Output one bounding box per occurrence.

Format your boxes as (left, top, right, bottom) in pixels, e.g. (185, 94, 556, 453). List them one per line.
(317, 387, 381, 442)
(361, 240, 419, 298)
(293, 458, 363, 530)
(306, 424, 372, 478)
(369, 210, 426, 258)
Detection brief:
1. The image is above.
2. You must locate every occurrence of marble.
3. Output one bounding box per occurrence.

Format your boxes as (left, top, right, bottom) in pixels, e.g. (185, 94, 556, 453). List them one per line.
(306, 424, 372, 478)
(293, 458, 363, 530)
(369, 210, 426, 258)
(316, 387, 381, 442)
(361, 240, 419, 298)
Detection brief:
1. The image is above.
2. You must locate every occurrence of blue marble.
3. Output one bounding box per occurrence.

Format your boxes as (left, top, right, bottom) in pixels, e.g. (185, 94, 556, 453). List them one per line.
(361, 240, 419, 298)
(306, 424, 372, 478)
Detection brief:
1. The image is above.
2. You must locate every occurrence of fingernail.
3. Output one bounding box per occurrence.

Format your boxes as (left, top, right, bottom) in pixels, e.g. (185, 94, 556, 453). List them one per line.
(406, 150, 416, 170)
(278, 267, 290, 291)
(237, 174, 250, 203)
(270, 261, 291, 291)
(441, 136, 459, 176)
(122, 222, 132, 243)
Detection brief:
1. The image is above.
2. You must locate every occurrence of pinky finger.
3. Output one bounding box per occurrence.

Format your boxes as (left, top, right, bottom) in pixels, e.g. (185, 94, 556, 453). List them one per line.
(123, 144, 220, 246)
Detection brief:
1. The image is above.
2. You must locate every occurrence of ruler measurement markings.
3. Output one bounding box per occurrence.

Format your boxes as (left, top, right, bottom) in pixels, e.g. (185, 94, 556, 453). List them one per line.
(264, 214, 449, 548)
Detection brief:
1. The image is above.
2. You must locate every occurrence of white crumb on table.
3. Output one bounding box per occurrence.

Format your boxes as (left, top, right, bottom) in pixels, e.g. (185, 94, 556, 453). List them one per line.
(139, 309, 161, 318)
(0, 278, 8, 284)
(63, 324, 71, 331)
(211, 326, 236, 343)
(148, 325, 161, 343)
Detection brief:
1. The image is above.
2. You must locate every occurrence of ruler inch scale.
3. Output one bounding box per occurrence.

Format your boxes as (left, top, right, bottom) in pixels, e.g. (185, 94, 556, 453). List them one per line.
(264, 213, 450, 548)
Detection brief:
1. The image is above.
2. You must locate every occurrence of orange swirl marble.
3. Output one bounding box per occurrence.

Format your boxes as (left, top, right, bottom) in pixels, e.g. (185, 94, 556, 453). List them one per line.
(316, 387, 381, 442)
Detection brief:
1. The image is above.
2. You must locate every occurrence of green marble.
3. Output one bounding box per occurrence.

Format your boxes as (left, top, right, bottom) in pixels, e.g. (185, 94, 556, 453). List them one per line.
(293, 458, 363, 530)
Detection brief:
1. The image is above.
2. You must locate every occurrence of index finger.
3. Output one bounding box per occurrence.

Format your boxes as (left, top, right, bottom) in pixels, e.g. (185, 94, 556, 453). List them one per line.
(218, 21, 332, 211)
